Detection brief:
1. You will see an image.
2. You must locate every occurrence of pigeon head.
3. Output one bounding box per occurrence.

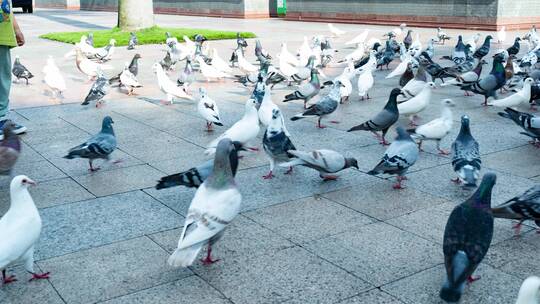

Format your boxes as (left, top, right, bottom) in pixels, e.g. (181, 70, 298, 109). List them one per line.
(524, 78, 534, 86)
(470, 173, 497, 208)
(109, 39, 117, 46)
(395, 126, 413, 141)
(344, 158, 359, 170)
(101, 116, 114, 134)
(390, 88, 404, 98)
(133, 53, 141, 60)
(485, 35, 493, 42)
(457, 115, 473, 139)
(426, 82, 436, 90)
(271, 108, 281, 120)
(11, 175, 37, 192)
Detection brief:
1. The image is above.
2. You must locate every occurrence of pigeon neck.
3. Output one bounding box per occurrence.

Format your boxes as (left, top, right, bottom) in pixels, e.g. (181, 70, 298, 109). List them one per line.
(207, 148, 234, 189)
(457, 123, 472, 140)
(490, 60, 504, 77)
(310, 71, 320, 85)
(101, 124, 114, 135)
(473, 60, 484, 76)
(10, 188, 38, 215)
(384, 93, 399, 111)
(441, 106, 453, 120)
(469, 181, 493, 209)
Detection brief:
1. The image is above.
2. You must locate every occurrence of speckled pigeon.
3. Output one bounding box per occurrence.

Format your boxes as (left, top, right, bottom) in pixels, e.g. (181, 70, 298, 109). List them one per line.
(82, 70, 109, 107)
(262, 109, 296, 179)
(451, 115, 481, 188)
(110, 53, 141, 85)
(498, 107, 540, 147)
(440, 173, 496, 303)
(127, 32, 138, 50)
(507, 37, 521, 57)
(473, 35, 493, 59)
(64, 116, 117, 172)
(492, 185, 540, 235)
(367, 126, 419, 189)
(348, 88, 402, 145)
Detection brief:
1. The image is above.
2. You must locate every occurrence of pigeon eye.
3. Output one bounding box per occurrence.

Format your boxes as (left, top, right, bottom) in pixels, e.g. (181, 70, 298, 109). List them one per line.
(22, 179, 27, 183)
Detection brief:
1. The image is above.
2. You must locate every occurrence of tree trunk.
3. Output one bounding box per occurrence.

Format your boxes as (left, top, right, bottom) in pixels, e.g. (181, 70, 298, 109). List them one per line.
(118, 0, 154, 31)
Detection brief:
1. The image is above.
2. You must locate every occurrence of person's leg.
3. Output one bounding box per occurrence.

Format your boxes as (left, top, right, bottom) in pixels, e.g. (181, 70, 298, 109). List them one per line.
(0, 46, 26, 136)
(0, 46, 11, 119)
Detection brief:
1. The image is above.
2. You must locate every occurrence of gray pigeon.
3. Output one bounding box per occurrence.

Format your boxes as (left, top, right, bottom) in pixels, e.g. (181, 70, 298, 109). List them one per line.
(82, 70, 109, 107)
(168, 138, 242, 267)
(451, 115, 481, 188)
(127, 32, 138, 50)
(156, 141, 244, 189)
(440, 173, 496, 303)
(459, 53, 506, 106)
(348, 88, 402, 145)
(283, 68, 321, 108)
(290, 80, 341, 128)
(63, 116, 117, 172)
(255, 40, 272, 62)
(403, 30, 413, 50)
(280, 149, 358, 181)
(86, 33, 94, 47)
(0, 121, 21, 175)
(160, 51, 176, 71)
(291, 55, 316, 84)
(262, 109, 296, 179)
(110, 53, 141, 85)
(251, 74, 266, 108)
(177, 56, 195, 89)
(12, 56, 34, 85)
(492, 185, 540, 235)
(367, 126, 419, 189)
(498, 107, 540, 147)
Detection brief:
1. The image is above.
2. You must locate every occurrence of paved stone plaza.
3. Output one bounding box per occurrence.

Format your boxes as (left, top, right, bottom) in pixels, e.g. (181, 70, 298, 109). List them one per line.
(0, 9, 539, 304)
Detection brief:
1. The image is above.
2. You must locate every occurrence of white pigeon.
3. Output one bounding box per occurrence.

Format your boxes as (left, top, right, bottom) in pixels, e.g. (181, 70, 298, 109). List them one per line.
(344, 43, 366, 63)
(64, 35, 98, 58)
(297, 36, 311, 58)
(278, 54, 299, 80)
(398, 82, 435, 125)
(236, 49, 258, 74)
(346, 29, 369, 46)
(465, 33, 481, 53)
(334, 60, 355, 102)
(169, 40, 191, 62)
(409, 99, 455, 154)
(258, 85, 290, 136)
(497, 26, 507, 44)
(515, 276, 540, 304)
(183, 35, 197, 54)
(197, 87, 223, 132)
(488, 77, 533, 107)
(0, 176, 50, 283)
(391, 23, 407, 37)
(410, 33, 422, 53)
(278, 43, 299, 66)
(119, 63, 142, 95)
(168, 139, 242, 268)
(209, 48, 233, 73)
(43, 56, 66, 100)
(386, 55, 411, 79)
(401, 68, 428, 99)
(197, 56, 232, 81)
(328, 23, 346, 37)
(75, 47, 113, 79)
(205, 98, 261, 155)
(357, 60, 376, 100)
(153, 62, 193, 103)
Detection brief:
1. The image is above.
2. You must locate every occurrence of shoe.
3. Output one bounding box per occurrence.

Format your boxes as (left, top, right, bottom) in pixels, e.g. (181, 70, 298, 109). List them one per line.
(0, 119, 27, 140)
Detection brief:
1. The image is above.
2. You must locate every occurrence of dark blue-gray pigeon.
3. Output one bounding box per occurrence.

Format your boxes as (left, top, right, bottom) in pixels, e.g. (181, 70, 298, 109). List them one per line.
(290, 80, 341, 128)
(64, 116, 117, 172)
(156, 141, 244, 189)
(473, 35, 493, 59)
(12, 56, 34, 85)
(262, 109, 296, 179)
(403, 30, 413, 50)
(451, 115, 481, 188)
(459, 53, 506, 105)
(367, 126, 419, 189)
(377, 40, 395, 70)
(440, 173, 496, 303)
(348, 88, 402, 145)
(507, 37, 521, 56)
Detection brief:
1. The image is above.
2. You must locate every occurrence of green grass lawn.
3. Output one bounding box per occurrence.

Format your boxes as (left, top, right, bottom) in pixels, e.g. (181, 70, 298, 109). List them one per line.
(39, 26, 256, 47)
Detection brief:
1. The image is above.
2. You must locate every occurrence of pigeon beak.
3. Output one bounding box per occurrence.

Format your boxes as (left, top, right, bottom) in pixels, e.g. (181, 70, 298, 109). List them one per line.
(26, 179, 37, 186)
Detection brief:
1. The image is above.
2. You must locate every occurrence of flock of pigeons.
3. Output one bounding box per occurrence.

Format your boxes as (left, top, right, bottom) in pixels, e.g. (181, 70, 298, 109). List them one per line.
(3, 22, 540, 303)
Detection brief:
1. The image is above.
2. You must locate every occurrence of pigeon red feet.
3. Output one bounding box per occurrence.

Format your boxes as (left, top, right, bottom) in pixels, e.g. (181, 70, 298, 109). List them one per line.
(316, 124, 327, 129)
(2, 270, 17, 285)
(29, 272, 50, 282)
(329, 120, 340, 124)
(380, 139, 390, 146)
(262, 171, 274, 179)
(467, 275, 481, 284)
(284, 167, 294, 175)
(393, 176, 406, 189)
(248, 147, 260, 152)
(200, 247, 220, 266)
(322, 175, 338, 181)
(205, 122, 214, 132)
(512, 221, 524, 236)
(438, 149, 450, 155)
